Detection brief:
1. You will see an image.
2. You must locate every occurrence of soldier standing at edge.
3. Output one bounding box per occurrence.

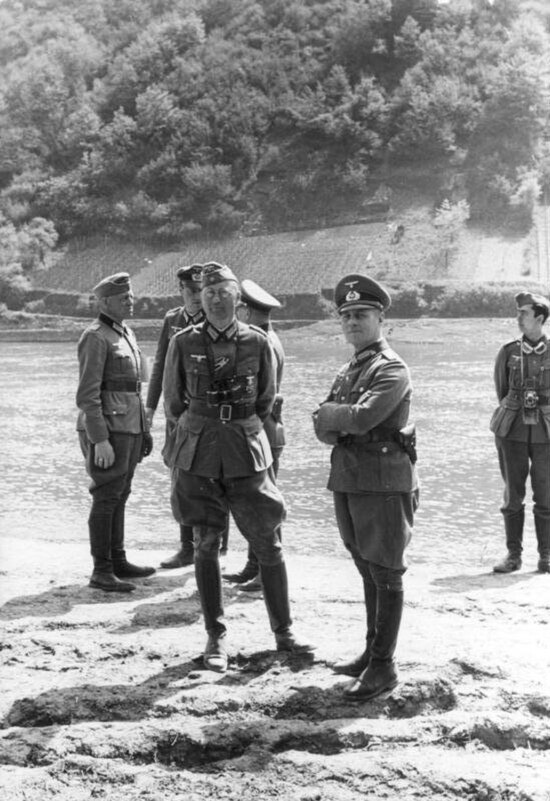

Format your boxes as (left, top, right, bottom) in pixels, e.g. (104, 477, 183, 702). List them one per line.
(145, 263, 205, 569)
(491, 291, 550, 574)
(224, 279, 285, 592)
(163, 262, 313, 672)
(76, 272, 155, 593)
(313, 274, 418, 701)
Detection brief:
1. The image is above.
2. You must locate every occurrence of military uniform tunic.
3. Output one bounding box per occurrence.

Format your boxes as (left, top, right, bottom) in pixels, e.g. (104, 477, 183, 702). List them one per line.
(490, 335, 550, 525)
(163, 319, 284, 563)
(146, 307, 205, 413)
(314, 338, 418, 570)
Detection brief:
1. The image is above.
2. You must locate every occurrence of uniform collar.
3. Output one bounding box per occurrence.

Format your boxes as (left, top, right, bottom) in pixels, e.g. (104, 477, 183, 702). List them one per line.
(183, 308, 205, 325)
(99, 312, 128, 336)
(351, 337, 387, 366)
(205, 319, 238, 342)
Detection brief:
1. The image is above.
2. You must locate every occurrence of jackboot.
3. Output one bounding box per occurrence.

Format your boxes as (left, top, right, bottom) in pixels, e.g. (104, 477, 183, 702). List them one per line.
(88, 511, 135, 593)
(493, 512, 523, 573)
(344, 588, 403, 701)
(535, 516, 550, 573)
(194, 536, 227, 671)
(220, 519, 229, 557)
(224, 551, 259, 584)
(111, 502, 156, 578)
(160, 525, 194, 569)
(259, 562, 315, 653)
(333, 575, 377, 677)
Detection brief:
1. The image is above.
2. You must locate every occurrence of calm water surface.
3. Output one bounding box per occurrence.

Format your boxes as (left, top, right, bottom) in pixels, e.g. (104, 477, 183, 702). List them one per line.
(0, 323, 514, 569)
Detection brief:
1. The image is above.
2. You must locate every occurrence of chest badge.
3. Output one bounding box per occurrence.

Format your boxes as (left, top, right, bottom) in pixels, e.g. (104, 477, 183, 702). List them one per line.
(214, 356, 230, 371)
(190, 354, 207, 362)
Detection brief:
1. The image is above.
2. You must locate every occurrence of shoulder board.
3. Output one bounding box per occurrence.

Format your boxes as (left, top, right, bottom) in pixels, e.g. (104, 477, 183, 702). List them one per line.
(172, 323, 195, 338)
(378, 347, 401, 362)
(247, 323, 268, 338)
(165, 306, 182, 318)
(503, 338, 520, 349)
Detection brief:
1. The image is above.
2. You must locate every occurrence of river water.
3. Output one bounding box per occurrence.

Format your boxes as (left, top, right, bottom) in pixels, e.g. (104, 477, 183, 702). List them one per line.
(0, 319, 525, 570)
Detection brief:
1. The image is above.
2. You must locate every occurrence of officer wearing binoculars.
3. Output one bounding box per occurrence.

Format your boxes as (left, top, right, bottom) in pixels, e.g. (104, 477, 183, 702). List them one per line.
(491, 291, 550, 574)
(163, 262, 313, 672)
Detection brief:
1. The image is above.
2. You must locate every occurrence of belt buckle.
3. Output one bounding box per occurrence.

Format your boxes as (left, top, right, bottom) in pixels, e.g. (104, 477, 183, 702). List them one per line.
(219, 404, 232, 422)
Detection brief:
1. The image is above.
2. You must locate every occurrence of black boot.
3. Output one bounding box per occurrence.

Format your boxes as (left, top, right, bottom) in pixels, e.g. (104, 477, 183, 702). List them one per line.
(220, 519, 229, 557)
(194, 531, 228, 672)
(224, 548, 259, 584)
(259, 562, 315, 653)
(333, 575, 377, 677)
(535, 516, 550, 573)
(111, 502, 155, 578)
(88, 511, 135, 593)
(493, 511, 524, 573)
(160, 525, 194, 569)
(344, 588, 403, 701)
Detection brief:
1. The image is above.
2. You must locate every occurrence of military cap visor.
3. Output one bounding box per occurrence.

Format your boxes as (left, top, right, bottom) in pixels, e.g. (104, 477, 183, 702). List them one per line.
(240, 279, 281, 311)
(335, 274, 391, 313)
(201, 261, 238, 287)
(177, 263, 203, 283)
(515, 291, 550, 315)
(93, 272, 132, 298)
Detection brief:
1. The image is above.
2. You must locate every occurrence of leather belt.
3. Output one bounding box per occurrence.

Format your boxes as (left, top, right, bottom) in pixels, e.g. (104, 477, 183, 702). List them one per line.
(101, 379, 142, 392)
(188, 400, 256, 421)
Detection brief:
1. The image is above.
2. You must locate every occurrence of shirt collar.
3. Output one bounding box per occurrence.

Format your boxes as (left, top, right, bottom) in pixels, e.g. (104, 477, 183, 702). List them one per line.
(351, 337, 387, 366)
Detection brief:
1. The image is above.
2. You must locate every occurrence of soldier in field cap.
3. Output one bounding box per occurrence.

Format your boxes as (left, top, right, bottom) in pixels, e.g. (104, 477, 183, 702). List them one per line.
(313, 273, 418, 701)
(224, 279, 285, 591)
(146, 262, 205, 569)
(163, 261, 313, 673)
(490, 289, 550, 574)
(76, 272, 155, 593)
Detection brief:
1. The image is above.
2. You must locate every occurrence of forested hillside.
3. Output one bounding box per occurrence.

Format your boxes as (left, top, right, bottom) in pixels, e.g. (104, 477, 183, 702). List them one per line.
(1, 0, 549, 296)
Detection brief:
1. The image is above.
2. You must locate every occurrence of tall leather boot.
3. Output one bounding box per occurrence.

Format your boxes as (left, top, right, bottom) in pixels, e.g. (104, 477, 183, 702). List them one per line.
(160, 524, 194, 569)
(220, 519, 229, 556)
(259, 562, 314, 653)
(333, 574, 377, 677)
(88, 511, 135, 593)
(111, 502, 155, 578)
(493, 511, 524, 573)
(224, 546, 259, 584)
(535, 515, 550, 573)
(344, 587, 403, 701)
(194, 531, 228, 672)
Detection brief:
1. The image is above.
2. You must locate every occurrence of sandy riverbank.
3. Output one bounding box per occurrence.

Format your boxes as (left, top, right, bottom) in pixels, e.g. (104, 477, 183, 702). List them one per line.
(1, 316, 549, 801)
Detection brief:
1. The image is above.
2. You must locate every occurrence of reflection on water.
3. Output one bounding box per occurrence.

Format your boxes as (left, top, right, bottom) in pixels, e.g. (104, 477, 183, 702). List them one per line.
(0, 323, 515, 569)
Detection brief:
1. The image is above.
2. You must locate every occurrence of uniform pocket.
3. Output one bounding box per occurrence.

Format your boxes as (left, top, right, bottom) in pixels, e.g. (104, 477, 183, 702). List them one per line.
(490, 400, 519, 437)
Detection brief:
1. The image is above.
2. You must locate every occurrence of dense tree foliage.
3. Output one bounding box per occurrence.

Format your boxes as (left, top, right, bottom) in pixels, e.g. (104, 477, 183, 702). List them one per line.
(0, 0, 548, 244)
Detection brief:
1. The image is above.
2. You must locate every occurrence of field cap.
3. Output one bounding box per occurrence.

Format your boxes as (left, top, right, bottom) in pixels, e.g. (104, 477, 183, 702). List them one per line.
(515, 291, 550, 316)
(93, 272, 131, 298)
(240, 279, 281, 311)
(335, 274, 391, 313)
(177, 263, 203, 284)
(201, 261, 238, 287)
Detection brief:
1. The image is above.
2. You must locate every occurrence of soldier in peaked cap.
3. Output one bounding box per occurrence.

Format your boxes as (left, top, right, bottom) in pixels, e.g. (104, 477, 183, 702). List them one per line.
(146, 262, 205, 569)
(313, 273, 418, 701)
(491, 290, 550, 574)
(224, 280, 285, 591)
(76, 272, 155, 593)
(163, 262, 313, 673)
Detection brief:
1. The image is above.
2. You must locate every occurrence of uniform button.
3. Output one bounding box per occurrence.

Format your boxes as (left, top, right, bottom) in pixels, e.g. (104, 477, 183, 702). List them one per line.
(381, 446, 388, 453)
